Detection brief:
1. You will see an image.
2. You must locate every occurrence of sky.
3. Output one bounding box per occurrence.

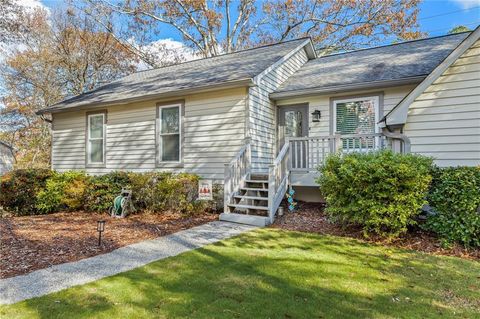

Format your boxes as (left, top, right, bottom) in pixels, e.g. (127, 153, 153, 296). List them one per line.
(36, 0, 480, 47)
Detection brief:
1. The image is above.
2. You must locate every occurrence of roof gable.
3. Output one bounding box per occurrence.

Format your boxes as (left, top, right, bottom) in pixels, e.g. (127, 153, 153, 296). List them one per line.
(382, 26, 480, 126)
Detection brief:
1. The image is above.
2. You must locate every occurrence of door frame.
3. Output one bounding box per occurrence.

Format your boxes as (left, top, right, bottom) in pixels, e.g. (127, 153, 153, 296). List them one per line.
(276, 103, 309, 168)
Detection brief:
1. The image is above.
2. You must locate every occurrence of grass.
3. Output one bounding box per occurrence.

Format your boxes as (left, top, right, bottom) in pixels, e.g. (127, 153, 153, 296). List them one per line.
(1, 229, 479, 319)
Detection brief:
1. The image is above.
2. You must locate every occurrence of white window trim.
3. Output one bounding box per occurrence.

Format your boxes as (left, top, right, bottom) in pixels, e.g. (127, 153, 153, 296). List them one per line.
(332, 96, 380, 135)
(87, 113, 106, 166)
(157, 103, 182, 164)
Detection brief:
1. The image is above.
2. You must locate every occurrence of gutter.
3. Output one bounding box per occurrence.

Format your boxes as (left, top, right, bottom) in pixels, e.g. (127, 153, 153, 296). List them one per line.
(269, 76, 426, 100)
(37, 78, 255, 115)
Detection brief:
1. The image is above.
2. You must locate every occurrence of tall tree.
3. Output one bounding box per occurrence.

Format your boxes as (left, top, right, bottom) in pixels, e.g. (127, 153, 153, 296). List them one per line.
(0, 0, 31, 44)
(448, 25, 471, 34)
(0, 7, 139, 168)
(81, 0, 421, 64)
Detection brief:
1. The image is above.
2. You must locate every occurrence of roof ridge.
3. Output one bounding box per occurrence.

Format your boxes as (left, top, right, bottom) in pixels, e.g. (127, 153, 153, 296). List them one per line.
(317, 31, 472, 59)
(132, 37, 312, 76)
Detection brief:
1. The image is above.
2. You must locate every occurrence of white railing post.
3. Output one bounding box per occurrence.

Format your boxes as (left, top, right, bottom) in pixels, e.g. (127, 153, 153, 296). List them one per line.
(224, 163, 232, 213)
(245, 137, 251, 174)
(334, 132, 342, 153)
(268, 164, 276, 223)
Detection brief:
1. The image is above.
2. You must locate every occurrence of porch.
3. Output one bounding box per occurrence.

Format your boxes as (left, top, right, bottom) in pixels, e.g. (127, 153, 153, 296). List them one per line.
(220, 132, 410, 226)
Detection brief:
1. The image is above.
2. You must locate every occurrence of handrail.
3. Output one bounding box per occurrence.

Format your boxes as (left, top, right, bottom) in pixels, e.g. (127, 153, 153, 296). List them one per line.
(273, 141, 290, 166)
(268, 141, 290, 223)
(228, 144, 248, 165)
(224, 138, 251, 213)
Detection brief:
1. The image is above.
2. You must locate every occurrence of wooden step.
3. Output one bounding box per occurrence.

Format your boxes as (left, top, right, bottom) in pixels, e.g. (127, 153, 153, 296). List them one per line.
(219, 213, 270, 227)
(240, 187, 268, 192)
(234, 195, 268, 201)
(227, 204, 268, 210)
(250, 174, 268, 179)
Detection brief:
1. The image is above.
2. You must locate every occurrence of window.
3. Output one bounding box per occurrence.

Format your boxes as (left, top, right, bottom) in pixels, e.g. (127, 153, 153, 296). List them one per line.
(284, 110, 303, 137)
(333, 96, 380, 150)
(158, 104, 181, 162)
(87, 113, 106, 165)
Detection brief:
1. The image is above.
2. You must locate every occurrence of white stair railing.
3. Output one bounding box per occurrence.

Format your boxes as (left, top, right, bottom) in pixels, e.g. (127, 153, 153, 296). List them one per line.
(224, 138, 251, 213)
(268, 141, 290, 223)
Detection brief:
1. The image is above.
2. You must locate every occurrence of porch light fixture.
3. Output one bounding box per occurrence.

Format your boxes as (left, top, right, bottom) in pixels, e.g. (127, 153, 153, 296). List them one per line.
(311, 110, 321, 122)
(97, 220, 106, 246)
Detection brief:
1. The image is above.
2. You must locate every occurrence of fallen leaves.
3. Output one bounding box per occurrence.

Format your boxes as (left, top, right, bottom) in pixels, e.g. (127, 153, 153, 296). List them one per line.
(0, 211, 217, 279)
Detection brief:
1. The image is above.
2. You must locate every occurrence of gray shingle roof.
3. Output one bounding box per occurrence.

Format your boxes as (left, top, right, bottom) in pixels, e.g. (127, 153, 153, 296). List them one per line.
(40, 38, 309, 113)
(273, 32, 470, 96)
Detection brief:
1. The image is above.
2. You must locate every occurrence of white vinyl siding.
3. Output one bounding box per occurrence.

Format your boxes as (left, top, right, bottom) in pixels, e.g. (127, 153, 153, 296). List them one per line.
(404, 39, 480, 167)
(249, 47, 309, 173)
(51, 111, 86, 170)
(51, 87, 247, 180)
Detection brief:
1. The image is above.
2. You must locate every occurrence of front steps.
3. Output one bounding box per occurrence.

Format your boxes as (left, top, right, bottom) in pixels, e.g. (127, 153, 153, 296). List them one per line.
(218, 213, 270, 227)
(220, 174, 273, 226)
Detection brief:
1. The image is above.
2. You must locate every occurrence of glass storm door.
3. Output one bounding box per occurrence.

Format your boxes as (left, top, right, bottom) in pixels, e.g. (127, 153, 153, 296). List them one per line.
(278, 105, 308, 169)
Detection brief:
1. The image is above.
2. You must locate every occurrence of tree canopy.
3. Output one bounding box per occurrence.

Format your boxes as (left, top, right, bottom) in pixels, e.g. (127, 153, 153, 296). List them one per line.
(82, 0, 422, 65)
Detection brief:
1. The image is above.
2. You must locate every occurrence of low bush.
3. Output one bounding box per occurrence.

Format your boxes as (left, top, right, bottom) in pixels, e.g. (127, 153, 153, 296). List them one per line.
(317, 150, 433, 238)
(423, 166, 480, 248)
(83, 171, 131, 212)
(1, 168, 222, 216)
(0, 169, 53, 215)
(36, 171, 87, 214)
(129, 172, 213, 215)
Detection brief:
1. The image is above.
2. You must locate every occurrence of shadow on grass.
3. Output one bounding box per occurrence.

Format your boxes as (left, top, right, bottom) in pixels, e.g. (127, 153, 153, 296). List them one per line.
(12, 229, 480, 319)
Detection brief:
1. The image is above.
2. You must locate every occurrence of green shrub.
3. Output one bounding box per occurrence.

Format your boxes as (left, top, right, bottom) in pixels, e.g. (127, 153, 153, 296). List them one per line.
(317, 150, 433, 238)
(0, 169, 53, 215)
(36, 171, 87, 214)
(130, 172, 206, 215)
(1, 169, 218, 216)
(84, 171, 131, 212)
(423, 166, 480, 248)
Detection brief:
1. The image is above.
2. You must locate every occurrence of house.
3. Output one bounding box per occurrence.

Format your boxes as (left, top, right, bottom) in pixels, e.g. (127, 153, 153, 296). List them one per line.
(38, 27, 480, 226)
(0, 141, 14, 175)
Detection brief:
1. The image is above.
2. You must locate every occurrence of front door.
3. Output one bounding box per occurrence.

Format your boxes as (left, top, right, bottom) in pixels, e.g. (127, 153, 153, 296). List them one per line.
(278, 105, 308, 169)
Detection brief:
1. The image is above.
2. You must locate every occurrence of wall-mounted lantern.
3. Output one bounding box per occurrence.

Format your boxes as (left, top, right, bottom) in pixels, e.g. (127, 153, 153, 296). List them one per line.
(311, 110, 321, 122)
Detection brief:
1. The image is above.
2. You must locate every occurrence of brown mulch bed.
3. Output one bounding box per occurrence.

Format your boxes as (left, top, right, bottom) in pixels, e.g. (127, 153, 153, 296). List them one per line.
(272, 202, 480, 261)
(0, 211, 217, 279)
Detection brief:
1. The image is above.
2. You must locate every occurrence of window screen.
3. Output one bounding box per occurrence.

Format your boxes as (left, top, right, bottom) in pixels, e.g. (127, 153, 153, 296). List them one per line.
(159, 106, 180, 162)
(88, 114, 105, 164)
(335, 99, 376, 149)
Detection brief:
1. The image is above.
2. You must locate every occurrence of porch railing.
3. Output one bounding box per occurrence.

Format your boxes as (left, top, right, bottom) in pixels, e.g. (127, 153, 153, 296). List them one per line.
(224, 138, 251, 213)
(288, 133, 408, 172)
(268, 142, 290, 223)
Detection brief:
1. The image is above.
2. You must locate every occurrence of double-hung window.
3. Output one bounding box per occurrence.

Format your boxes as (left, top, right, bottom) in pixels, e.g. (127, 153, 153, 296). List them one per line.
(87, 112, 106, 165)
(333, 96, 380, 151)
(158, 103, 181, 163)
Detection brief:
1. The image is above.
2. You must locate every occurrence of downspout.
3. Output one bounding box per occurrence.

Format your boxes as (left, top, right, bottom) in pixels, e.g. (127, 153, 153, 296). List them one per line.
(382, 126, 411, 153)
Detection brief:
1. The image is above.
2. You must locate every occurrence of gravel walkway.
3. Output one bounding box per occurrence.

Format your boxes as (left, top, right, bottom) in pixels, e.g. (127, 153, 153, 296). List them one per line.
(0, 221, 257, 305)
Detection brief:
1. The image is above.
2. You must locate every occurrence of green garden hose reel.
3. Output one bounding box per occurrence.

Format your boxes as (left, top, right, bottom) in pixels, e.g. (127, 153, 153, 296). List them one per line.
(109, 188, 134, 218)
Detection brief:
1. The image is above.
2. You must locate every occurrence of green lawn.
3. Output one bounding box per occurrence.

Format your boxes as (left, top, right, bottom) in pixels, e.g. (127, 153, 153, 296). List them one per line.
(1, 229, 479, 319)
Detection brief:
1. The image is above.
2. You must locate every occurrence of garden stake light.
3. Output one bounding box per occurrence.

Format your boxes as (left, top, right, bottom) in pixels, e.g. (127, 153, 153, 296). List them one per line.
(97, 220, 105, 246)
